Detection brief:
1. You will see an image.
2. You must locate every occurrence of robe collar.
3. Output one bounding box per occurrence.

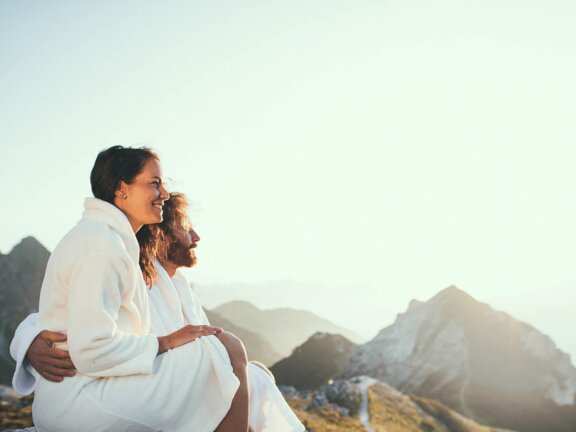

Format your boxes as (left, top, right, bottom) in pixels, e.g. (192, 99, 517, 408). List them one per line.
(82, 197, 140, 265)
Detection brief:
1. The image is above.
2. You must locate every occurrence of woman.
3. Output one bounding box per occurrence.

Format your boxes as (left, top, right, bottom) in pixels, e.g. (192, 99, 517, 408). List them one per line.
(34, 146, 244, 432)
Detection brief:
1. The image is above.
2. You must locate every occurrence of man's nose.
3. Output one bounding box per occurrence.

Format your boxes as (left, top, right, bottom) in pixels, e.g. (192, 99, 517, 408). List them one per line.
(190, 228, 200, 242)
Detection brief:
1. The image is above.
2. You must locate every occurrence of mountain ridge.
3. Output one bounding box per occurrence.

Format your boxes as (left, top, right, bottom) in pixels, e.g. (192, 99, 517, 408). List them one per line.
(345, 285, 576, 432)
(214, 300, 363, 359)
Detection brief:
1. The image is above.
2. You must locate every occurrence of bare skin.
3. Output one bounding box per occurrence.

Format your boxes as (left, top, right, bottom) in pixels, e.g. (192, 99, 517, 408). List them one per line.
(157, 324, 223, 354)
(214, 332, 250, 432)
(27, 331, 75, 382)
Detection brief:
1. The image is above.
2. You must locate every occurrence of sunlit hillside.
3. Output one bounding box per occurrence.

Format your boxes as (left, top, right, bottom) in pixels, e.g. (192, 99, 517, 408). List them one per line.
(284, 381, 509, 432)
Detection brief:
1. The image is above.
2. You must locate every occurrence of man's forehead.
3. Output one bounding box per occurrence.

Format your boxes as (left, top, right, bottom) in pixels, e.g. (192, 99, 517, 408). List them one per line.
(174, 215, 192, 230)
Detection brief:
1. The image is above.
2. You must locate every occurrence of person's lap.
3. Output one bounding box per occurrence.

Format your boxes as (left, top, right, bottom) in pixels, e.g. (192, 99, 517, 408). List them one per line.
(33, 335, 239, 432)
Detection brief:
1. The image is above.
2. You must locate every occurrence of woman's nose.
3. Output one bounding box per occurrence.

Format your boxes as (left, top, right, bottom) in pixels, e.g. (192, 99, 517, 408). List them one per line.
(190, 228, 200, 242)
(159, 183, 170, 201)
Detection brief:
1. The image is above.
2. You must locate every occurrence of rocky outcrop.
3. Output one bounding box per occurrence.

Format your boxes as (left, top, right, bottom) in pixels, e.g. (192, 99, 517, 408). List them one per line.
(0, 238, 50, 386)
(344, 285, 576, 432)
(271, 332, 355, 390)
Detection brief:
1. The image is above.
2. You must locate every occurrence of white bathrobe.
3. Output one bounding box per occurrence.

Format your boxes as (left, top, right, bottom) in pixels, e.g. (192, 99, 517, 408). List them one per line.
(150, 264, 305, 432)
(11, 200, 305, 431)
(29, 198, 239, 432)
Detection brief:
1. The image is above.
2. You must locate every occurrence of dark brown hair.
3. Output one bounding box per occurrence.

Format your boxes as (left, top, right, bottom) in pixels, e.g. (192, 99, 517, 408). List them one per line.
(136, 225, 160, 287)
(90, 145, 159, 204)
(90, 145, 160, 286)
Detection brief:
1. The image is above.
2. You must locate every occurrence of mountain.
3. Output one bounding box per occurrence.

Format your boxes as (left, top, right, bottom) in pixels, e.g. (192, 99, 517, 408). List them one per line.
(271, 332, 356, 390)
(0, 237, 50, 386)
(282, 377, 513, 432)
(204, 309, 282, 366)
(213, 300, 363, 360)
(344, 285, 576, 432)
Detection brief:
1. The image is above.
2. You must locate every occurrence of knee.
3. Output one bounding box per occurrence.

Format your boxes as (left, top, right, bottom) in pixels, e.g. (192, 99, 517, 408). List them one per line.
(216, 331, 248, 369)
(250, 361, 275, 383)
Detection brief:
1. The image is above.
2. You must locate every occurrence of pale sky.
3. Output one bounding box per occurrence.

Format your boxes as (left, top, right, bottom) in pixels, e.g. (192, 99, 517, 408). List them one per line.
(2, 0, 576, 359)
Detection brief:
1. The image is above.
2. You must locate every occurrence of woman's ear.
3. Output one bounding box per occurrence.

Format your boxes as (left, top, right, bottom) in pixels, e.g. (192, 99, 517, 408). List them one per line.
(115, 181, 128, 200)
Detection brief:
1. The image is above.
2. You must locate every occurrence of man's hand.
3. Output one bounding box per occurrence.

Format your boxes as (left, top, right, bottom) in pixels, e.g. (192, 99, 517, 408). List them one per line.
(27, 330, 76, 382)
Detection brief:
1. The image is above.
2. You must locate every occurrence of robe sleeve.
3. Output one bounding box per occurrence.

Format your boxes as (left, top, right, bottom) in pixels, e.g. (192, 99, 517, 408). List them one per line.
(10, 313, 42, 395)
(66, 253, 159, 377)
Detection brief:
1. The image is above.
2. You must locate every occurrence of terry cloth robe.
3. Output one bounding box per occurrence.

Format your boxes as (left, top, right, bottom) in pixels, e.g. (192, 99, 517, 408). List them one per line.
(150, 263, 305, 432)
(11, 263, 306, 432)
(32, 198, 239, 432)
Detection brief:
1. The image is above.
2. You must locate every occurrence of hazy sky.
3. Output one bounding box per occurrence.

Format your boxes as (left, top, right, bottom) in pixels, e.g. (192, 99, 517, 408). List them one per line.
(2, 0, 576, 358)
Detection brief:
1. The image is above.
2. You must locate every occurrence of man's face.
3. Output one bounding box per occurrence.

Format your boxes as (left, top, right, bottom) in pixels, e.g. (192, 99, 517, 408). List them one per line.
(166, 221, 201, 268)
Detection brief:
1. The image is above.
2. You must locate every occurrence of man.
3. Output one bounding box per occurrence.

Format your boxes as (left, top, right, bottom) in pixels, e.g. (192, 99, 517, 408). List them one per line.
(11, 193, 304, 432)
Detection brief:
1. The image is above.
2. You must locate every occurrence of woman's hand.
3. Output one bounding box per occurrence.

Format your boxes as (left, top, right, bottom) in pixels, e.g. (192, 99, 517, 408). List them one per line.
(157, 324, 223, 354)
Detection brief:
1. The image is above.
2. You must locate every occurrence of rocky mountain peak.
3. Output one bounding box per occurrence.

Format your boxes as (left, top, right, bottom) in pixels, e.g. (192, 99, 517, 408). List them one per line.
(344, 286, 576, 432)
(430, 284, 475, 304)
(8, 235, 46, 251)
(2, 236, 49, 263)
(0, 237, 51, 386)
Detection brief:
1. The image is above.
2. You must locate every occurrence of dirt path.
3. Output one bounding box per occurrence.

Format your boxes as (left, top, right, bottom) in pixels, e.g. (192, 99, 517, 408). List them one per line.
(357, 376, 378, 432)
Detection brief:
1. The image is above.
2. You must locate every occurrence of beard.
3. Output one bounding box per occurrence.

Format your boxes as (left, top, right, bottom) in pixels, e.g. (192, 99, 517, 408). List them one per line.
(166, 240, 197, 268)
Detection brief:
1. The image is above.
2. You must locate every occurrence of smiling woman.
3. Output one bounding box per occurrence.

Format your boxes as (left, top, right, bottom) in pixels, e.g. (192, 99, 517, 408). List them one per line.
(32, 146, 241, 432)
(89, 146, 169, 286)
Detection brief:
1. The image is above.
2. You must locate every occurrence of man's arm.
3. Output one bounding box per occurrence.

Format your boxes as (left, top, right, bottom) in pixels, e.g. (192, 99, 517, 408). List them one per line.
(27, 330, 76, 381)
(10, 313, 75, 394)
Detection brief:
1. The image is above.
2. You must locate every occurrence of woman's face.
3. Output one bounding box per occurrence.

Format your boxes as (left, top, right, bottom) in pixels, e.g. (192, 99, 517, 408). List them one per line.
(115, 158, 170, 232)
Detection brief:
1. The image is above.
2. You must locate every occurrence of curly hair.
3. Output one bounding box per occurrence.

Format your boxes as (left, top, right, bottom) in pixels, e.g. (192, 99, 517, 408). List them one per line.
(155, 192, 191, 264)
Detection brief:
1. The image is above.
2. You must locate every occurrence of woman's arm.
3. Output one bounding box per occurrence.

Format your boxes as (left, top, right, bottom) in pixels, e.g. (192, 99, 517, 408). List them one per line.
(66, 253, 224, 375)
(66, 253, 159, 377)
(157, 324, 223, 354)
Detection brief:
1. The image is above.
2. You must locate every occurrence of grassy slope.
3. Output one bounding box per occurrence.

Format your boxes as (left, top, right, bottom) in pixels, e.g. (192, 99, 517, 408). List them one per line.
(368, 383, 503, 432)
(287, 382, 509, 432)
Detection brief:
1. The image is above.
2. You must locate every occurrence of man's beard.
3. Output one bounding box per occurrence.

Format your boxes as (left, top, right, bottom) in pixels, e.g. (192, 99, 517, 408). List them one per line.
(166, 240, 197, 268)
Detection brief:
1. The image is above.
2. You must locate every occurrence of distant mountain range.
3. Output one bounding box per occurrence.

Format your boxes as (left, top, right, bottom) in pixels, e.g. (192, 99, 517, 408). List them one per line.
(214, 300, 363, 359)
(204, 309, 282, 366)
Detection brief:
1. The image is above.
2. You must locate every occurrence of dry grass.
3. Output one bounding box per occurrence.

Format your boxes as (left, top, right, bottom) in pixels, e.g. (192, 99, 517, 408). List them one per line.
(412, 396, 497, 432)
(286, 396, 366, 432)
(368, 384, 447, 432)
